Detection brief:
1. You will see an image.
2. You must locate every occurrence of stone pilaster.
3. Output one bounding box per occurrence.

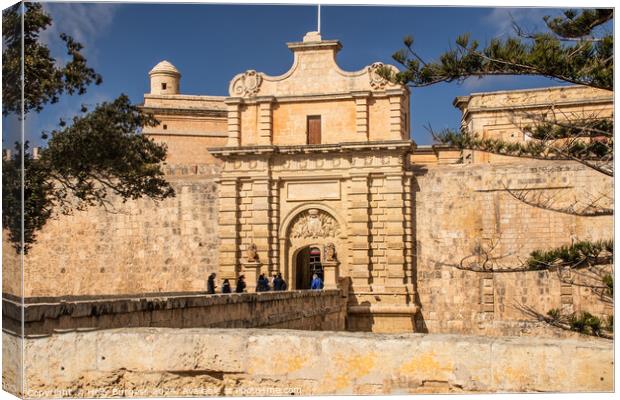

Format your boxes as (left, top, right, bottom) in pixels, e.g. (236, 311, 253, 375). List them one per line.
(403, 172, 415, 287)
(559, 267, 574, 314)
(249, 179, 271, 275)
(257, 96, 275, 145)
(217, 178, 240, 281)
(347, 173, 371, 291)
(387, 89, 406, 139)
(480, 273, 495, 315)
(382, 174, 407, 290)
(269, 179, 281, 275)
(225, 98, 243, 146)
(352, 91, 371, 140)
(368, 176, 384, 288)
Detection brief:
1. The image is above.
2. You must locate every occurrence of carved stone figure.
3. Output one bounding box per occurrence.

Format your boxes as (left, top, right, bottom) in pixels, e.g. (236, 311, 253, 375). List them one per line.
(246, 243, 258, 262)
(290, 209, 340, 239)
(231, 70, 263, 97)
(324, 242, 337, 262)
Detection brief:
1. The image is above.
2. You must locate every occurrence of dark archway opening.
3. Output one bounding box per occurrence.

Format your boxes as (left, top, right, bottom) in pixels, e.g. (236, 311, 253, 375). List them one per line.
(295, 246, 323, 289)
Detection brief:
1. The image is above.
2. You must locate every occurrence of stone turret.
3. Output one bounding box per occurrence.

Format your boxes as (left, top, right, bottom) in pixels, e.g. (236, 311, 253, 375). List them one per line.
(149, 60, 181, 95)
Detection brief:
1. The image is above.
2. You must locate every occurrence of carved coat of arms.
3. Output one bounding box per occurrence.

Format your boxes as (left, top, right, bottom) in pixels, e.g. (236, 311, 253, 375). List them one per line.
(231, 70, 263, 97)
(290, 209, 340, 239)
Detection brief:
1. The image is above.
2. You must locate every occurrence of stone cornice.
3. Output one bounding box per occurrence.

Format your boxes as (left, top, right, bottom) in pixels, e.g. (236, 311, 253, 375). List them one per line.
(140, 106, 227, 118)
(461, 96, 613, 117)
(145, 131, 228, 138)
(209, 140, 416, 157)
(225, 88, 409, 106)
(143, 93, 227, 102)
(286, 39, 342, 52)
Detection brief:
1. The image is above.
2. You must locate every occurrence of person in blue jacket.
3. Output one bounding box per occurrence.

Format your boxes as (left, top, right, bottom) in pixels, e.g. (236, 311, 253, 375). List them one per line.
(310, 274, 323, 290)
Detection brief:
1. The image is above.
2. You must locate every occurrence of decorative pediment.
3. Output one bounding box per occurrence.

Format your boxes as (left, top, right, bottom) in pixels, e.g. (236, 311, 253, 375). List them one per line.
(227, 32, 402, 98)
(289, 209, 340, 239)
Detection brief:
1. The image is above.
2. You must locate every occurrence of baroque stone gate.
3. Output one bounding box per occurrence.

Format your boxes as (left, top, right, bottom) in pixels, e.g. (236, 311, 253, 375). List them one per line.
(210, 31, 419, 331)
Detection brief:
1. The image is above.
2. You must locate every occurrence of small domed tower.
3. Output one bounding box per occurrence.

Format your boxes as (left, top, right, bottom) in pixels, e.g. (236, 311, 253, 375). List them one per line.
(149, 60, 181, 95)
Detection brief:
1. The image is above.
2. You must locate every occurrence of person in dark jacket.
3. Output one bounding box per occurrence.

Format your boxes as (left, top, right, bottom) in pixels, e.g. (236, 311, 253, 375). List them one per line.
(256, 273, 270, 292)
(273, 272, 287, 291)
(222, 279, 231, 294)
(310, 273, 323, 290)
(207, 273, 217, 294)
(235, 275, 246, 293)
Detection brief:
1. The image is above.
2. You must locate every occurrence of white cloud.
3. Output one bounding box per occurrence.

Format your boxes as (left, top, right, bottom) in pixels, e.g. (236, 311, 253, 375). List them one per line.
(485, 8, 554, 38)
(40, 2, 120, 62)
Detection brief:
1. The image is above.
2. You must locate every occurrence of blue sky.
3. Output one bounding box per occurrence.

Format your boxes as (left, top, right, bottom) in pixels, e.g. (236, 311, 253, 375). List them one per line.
(3, 3, 578, 148)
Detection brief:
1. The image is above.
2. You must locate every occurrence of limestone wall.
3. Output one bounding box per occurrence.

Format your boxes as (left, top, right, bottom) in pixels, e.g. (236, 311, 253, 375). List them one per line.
(3, 165, 221, 298)
(2, 157, 613, 337)
(413, 159, 613, 334)
(3, 328, 612, 397)
(454, 85, 613, 143)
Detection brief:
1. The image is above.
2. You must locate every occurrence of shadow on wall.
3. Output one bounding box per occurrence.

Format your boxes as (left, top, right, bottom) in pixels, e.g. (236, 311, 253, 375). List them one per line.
(344, 275, 375, 332)
(411, 166, 429, 333)
(339, 277, 369, 331)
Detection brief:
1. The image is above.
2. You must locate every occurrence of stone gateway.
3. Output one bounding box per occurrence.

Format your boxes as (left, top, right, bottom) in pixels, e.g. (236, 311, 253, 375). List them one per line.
(2, 31, 612, 337)
(208, 31, 417, 330)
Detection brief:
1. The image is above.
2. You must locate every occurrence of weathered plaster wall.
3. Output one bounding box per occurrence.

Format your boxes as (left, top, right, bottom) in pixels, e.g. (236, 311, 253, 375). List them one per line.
(3, 328, 612, 397)
(3, 165, 221, 298)
(3, 290, 346, 337)
(413, 159, 613, 334)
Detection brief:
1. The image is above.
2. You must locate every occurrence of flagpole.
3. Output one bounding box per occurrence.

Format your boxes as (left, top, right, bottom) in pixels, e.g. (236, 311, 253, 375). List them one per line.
(318, 4, 321, 33)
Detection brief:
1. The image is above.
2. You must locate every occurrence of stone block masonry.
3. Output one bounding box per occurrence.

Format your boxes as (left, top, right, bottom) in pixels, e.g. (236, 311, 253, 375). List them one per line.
(2, 159, 612, 336)
(2, 165, 222, 298)
(3, 328, 612, 397)
(413, 159, 613, 335)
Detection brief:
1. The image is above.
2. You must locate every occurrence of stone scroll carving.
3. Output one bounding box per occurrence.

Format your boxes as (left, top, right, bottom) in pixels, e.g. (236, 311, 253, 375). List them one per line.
(368, 62, 397, 90)
(231, 70, 263, 97)
(290, 209, 340, 239)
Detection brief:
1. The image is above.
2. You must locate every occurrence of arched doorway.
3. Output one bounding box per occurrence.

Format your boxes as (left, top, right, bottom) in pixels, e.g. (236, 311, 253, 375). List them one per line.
(295, 246, 323, 289)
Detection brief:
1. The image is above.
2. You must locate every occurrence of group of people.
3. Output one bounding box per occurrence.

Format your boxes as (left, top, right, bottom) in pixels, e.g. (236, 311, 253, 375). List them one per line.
(256, 272, 287, 292)
(207, 272, 291, 294)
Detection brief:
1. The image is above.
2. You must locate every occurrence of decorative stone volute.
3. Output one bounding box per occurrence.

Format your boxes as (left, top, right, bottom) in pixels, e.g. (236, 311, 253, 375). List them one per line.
(230, 70, 263, 97)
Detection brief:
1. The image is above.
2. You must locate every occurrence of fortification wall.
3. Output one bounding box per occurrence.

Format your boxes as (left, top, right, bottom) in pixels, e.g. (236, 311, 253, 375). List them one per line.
(2, 165, 221, 298)
(2, 290, 346, 336)
(413, 160, 613, 334)
(3, 328, 612, 397)
(2, 159, 613, 336)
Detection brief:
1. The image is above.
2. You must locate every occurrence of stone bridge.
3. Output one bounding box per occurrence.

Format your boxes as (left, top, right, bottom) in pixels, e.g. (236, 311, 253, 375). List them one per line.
(2, 289, 346, 337)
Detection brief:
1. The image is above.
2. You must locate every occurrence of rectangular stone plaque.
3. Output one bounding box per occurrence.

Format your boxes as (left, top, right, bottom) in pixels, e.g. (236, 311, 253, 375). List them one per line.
(286, 180, 340, 201)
